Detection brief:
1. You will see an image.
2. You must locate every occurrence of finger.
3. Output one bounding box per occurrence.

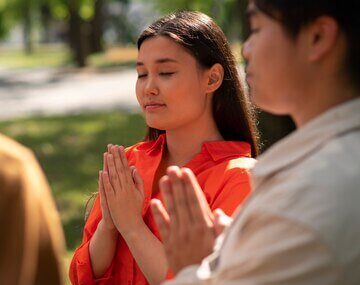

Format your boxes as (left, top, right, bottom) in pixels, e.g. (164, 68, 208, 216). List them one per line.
(118, 146, 133, 186)
(132, 167, 144, 194)
(182, 168, 214, 226)
(102, 171, 115, 197)
(99, 171, 110, 216)
(213, 208, 233, 236)
(167, 166, 192, 230)
(129, 165, 136, 182)
(110, 145, 123, 186)
(159, 175, 178, 228)
(150, 199, 170, 242)
(183, 168, 212, 215)
(103, 153, 108, 172)
(103, 144, 113, 172)
(106, 153, 122, 191)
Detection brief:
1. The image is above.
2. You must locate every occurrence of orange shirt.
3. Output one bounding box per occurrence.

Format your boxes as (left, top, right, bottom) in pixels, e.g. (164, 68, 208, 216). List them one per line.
(69, 134, 255, 285)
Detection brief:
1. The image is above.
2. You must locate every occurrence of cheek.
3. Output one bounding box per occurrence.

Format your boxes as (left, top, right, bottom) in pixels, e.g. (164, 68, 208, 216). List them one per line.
(135, 81, 143, 104)
(162, 90, 207, 129)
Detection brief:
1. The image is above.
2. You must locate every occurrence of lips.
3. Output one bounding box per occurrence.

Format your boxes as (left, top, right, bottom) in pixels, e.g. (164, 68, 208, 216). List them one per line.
(144, 102, 166, 110)
(245, 70, 253, 85)
(246, 73, 252, 82)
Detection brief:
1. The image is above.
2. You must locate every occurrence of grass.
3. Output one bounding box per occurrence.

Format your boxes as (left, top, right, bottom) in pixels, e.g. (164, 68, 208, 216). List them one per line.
(0, 45, 71, 68)
(0, 111, 147, 283)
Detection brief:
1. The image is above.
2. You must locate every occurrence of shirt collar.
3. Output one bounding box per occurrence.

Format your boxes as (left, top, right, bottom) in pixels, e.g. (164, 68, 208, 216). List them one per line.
(145, 134, 166, 155)
(145, 133, 252, 161)
(202, 140, 251, 161)
(252, 97, 360, 180)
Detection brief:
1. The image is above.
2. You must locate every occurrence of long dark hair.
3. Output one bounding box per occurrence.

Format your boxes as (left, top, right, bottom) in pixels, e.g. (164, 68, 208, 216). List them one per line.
(137, 11, 259, 157)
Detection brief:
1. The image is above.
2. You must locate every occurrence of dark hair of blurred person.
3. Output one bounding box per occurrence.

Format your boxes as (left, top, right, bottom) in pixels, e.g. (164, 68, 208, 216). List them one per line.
(253, 0, 359, 91)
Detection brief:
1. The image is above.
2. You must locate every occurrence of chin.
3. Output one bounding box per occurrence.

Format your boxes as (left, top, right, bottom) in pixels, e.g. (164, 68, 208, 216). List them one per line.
(250, 90, 289, 115)
(146, 120, 168, 131)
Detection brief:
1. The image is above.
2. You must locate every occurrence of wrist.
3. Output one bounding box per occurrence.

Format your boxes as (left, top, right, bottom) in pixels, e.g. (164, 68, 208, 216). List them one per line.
(120, 218, 146, 241)
(98, 220, 118, 237)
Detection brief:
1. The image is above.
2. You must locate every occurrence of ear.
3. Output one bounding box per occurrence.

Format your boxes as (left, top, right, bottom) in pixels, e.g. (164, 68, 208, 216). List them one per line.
(205, 63, 224, 94)
(306, 16, 340, 62)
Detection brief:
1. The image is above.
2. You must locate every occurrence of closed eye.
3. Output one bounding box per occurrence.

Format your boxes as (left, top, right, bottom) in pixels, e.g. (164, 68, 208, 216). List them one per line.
(137, 73, 148, 79)
(159, 72, 176, 76)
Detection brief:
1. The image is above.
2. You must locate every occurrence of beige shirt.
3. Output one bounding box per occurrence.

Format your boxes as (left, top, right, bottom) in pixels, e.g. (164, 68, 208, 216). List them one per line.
(164, 98, 360, 285)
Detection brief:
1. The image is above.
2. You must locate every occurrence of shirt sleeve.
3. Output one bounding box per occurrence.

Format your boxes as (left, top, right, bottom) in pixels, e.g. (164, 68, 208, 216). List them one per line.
(69, 196, 115, 285)
(162, 210, 337, 285)
(208, 168, 251, 216)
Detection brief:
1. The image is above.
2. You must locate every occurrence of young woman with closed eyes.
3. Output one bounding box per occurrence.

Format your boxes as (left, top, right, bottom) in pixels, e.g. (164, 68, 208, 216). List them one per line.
(70, 11, 259, 285)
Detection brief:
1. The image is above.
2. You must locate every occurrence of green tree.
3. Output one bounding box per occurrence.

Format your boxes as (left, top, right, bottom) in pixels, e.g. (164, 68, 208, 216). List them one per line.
(0, 0, 106, 66)
(48, 0, 106, 67)
(152, 0, 240, 41)
(0, 0, 41, 54)
(0, 1, 10, 39)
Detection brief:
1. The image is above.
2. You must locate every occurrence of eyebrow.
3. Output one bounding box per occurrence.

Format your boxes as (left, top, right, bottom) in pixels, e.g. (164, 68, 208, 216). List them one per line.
(136, 58, 179, 66)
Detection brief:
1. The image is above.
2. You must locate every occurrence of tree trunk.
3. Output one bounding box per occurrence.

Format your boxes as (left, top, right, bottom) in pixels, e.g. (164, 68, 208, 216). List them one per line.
(89, 0, 105, 54)
(40, 4, 52, 43)
(68, 1, 87, 67)
(23, 6, 33, 54)
(237, 0, 250, 41)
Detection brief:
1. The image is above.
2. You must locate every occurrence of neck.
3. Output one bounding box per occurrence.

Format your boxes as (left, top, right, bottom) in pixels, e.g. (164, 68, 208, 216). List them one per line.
(165, 110, 222, 167)
(291, 78, 358, 127)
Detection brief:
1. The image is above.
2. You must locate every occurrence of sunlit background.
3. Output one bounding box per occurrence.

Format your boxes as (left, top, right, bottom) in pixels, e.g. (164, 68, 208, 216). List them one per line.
(0, 0, 295, 283)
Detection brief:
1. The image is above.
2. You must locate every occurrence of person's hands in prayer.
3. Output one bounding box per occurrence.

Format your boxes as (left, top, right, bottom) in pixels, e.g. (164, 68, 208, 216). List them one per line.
(101, 145, 145, 237)
(150, 166, 217, 275)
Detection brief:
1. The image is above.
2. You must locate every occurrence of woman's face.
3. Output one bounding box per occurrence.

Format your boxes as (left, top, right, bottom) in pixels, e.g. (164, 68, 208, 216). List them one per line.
(136, 36, 210, 131)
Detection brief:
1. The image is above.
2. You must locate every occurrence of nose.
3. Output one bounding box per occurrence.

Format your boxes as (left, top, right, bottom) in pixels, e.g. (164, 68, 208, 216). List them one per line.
(144, 76, 159, 96)
(242, 38, 251, 62)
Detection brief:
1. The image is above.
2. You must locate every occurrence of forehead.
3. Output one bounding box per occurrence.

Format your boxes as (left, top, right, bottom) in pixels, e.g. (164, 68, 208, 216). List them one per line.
(137, 36, 190, 63)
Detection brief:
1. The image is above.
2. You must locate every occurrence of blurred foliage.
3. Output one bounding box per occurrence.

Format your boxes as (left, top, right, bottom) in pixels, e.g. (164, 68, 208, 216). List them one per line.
(152, 0, 243, 41)
(0, 0, 246, 65)
(47, 0, 97, 21)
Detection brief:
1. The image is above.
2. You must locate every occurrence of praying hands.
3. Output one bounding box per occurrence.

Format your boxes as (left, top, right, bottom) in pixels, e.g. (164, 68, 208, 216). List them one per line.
(99, 144, 145, 236)
(151, 166, 233, 275)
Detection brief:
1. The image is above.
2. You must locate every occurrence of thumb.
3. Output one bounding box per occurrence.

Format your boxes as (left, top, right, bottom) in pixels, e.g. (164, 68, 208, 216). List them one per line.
(131, 167, 144, 193)
(213, 208, 233, 236)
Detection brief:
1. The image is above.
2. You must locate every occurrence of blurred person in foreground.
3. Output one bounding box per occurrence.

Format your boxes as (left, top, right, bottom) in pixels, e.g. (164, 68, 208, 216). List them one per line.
(151, 0, 360, 284)
(0, 133, 65, 285)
